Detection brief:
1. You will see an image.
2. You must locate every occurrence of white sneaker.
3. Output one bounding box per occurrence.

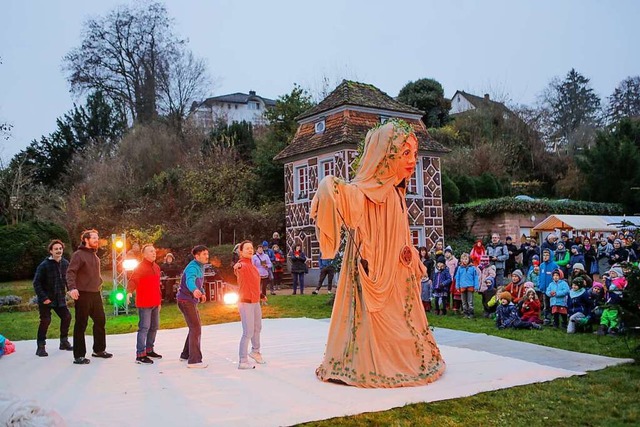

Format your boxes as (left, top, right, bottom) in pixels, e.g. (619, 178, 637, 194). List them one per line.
(187, 362, 208, 369)
(327, 290, 332, 294)
(238, 362, 255, 370)
(249, 351, 266, 364)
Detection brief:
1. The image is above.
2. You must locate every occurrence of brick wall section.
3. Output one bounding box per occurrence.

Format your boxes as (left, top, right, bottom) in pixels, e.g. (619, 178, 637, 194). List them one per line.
(464, 211, 548, 241)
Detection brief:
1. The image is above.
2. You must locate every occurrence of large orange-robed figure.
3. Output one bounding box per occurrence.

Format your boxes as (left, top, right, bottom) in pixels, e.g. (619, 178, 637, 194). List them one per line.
(310, 121, 445, 388)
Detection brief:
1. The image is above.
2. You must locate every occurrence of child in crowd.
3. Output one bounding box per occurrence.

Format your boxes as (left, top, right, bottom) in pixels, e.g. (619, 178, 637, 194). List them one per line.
(495, 292, 542, 330)
(486, 284, 504, 318)
(478, 255, 496, 317)
(271, 244, 285, 291)
(454, 253, 479, 318)
(546, 269, 570, 329)
(567, 277, 592, 334)
(604, 266, 628, 290)
(470, 239, 486, 266)
(431, 256, 452, 315)
(519, 288, 542, 324)
(419, 246, 433, 313)
(598, 283, 624, 336)
(444, 247, 460, 314)
(504, 269, 526, 305)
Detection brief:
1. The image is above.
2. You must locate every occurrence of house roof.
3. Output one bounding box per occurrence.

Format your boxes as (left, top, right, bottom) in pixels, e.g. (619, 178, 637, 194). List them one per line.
(451, 90, 513, 116)
(296, 80, 424, 121)
(274, 116, 449, 161)
(533, 214, 640, 232)
(197, 92, 276, 108)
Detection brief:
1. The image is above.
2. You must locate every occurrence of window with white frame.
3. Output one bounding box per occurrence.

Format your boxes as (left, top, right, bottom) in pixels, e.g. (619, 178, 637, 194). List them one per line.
(406, 158, 422, 197)
(294, 166, 308, 201)
(410, 227, 424, 247)
(319, 158, 335, 180)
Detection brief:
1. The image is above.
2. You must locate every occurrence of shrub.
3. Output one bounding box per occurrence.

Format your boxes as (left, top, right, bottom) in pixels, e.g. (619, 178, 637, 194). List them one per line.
(452, 175, 477, 203)
(0, 221, 70, 281)
(441, 172, 460, 204)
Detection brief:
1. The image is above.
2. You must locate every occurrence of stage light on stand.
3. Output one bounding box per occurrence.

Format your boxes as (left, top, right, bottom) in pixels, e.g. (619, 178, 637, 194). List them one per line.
(223, 292, 239, 305)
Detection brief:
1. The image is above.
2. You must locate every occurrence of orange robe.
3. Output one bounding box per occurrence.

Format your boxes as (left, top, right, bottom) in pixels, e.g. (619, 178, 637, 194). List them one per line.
(310, 122, 445, 388)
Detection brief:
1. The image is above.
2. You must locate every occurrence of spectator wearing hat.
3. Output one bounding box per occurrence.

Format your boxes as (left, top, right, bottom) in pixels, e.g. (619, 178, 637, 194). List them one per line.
(504, 269, 526, 305)
(270, 244, 286, 291)
(567, 277, 592, 333)
(570, 263, 593, 289)
(486, 233, 509, 287)
(526, 260, 540, 292)
(597, 283, 624, 336)
(519, 288, 542, 324)
(252, 244, 273, 297)
(546, 269, 570, 329)
(609, 239, 629, 267)
(539, 249, 559, 324)
(469, 239, 486, 267)
(588, 282, 606, 327)
(567, 245, 585, 272)
(495, 291, 542, 330)
(431, 256, 451, 315)
(604, 267, 627, 290)
(554, 241, 570, 277)
(505, 236, 520, 276)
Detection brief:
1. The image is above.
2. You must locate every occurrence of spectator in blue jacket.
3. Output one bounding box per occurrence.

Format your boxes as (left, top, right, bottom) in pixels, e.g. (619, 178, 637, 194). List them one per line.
(538, 249, 559, 325)
(546, 269, 570, 329)
(454, 253, 479, 318)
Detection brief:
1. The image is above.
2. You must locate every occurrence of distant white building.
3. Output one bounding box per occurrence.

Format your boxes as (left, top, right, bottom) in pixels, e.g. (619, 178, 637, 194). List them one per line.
(190, 90, 276, 129)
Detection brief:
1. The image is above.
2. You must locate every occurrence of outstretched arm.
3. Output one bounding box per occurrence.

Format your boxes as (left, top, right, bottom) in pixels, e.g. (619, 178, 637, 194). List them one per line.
(310, 176, 364, 259)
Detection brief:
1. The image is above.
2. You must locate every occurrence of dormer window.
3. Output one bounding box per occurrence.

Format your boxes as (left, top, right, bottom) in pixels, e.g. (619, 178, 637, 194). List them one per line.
(314, 119, 326, 134)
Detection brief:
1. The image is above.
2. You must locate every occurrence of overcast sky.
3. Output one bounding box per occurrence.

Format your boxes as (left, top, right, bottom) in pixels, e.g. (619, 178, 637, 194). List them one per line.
(1, 0, 639, 161)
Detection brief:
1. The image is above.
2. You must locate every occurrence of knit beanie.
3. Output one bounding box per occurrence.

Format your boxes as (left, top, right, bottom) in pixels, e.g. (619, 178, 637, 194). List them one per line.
(614, 239, 623, 246)
(557, 242, 565, 250)
(499, 291, 512, 302)
(524, 281, 535, 289)
(572, 263, 585, 271)
(444, 246, 453, 254)
(572, 277, 585, 288)
(512, 269, 523, 280)
(609, 267, 624, 278)
(592, 282, 604, 290)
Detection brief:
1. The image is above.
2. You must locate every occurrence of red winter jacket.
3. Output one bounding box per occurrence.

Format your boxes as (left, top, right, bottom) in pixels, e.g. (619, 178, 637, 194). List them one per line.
(127, 259, 162, 308)
(520, 298, 541, 319)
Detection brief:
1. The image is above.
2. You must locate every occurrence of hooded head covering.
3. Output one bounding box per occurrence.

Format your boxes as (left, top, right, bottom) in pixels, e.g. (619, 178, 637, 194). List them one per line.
(262, 241, 269, 247)
(351, 121, 416, 204)
(608, 266, 624, 278)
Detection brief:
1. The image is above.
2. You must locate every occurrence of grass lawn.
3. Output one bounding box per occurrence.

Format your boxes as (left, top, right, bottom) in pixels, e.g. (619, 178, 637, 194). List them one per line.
(1, 280, 638, 426)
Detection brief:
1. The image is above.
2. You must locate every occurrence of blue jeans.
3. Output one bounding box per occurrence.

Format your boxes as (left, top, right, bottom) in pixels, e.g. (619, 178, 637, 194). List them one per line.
(136, 306, 159, 356)
(178, 300, 202, 364)
(292, 273, 305, 294)
(238, 302, 262, 363)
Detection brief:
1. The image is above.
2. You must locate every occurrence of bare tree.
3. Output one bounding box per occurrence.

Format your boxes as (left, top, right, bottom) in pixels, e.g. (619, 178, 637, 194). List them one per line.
(63, 2, 183, 124)
(157, 48, 211, 132)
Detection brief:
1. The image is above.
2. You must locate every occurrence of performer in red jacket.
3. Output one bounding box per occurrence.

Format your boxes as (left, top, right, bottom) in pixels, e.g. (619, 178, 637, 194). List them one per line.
(128, 244, 163, 365)
(233, 240, 267, 370)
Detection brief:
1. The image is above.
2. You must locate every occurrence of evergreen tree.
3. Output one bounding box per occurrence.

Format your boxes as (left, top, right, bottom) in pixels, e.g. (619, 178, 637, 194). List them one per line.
(397, 78, 451, 128)
(606, 76, 640, 125)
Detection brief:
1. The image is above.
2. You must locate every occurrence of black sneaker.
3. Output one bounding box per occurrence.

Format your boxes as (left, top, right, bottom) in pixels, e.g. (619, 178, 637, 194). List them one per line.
(59, 340, 73, 351)
(136, 356, 154, 365)
(146, 351, 163, 359)
(73, 357, 90, 365)
(312, 290, 318, 295)
(92, 351, 113, 358)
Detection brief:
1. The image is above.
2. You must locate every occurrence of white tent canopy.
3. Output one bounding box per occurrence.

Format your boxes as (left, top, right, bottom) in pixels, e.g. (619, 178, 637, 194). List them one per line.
(533, 214, 640, 232)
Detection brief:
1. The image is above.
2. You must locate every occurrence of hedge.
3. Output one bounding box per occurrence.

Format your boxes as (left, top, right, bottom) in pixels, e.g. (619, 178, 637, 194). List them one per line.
(0, 221, 70, 281)
(451, 197, 624, 219)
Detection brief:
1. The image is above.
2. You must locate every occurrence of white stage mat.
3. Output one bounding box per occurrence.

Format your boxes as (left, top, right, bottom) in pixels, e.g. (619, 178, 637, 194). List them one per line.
(0, 318, 631, 426)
